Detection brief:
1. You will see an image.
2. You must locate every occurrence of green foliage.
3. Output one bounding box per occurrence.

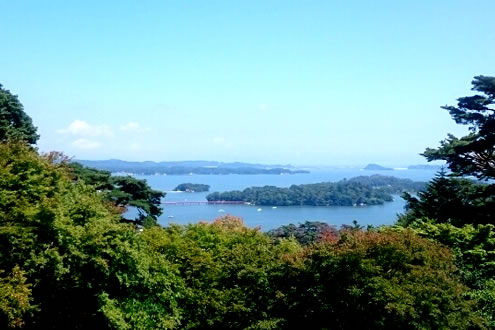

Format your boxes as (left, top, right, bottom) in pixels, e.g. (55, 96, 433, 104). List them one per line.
(141, 216, 295, 329)
(68, 162, 165, 227)
(2, 78, 492, 329)
(399, 75, 495, 325)
(423, 75, 495, 180)
(68, 162, 114, 191)
(277, 229, 485, 329)
(0, 84, 39, 144)
(0, 142, 182, 329)
(401, 219, 495, 326)
(110, 176, 165, 227)
(0, 147, 488, 329)
(399, 169, 495, 226)
(468, 280, 495, 328)
(267, 221, 338, 245)
(206, 176, 420, 206)
(0, 266, 35, 328)
(404, 220, 495, 284)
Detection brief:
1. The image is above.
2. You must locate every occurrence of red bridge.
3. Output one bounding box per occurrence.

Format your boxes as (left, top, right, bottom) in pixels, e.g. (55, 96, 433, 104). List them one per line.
(161, 201, 247, 206)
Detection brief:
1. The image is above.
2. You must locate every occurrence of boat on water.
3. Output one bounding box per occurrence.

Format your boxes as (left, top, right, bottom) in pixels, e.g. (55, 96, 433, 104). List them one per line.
(168, 215, 175, 218)
(257, 208, 262, 212)
(218, 209, 225, 213)
(272, 206, 277, 209)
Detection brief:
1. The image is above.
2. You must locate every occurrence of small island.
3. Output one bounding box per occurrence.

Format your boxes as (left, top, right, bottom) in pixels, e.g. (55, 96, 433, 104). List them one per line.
(206, 175, 425, 207)
(363, 163, 393, 171)
(173, 183, 210, 192)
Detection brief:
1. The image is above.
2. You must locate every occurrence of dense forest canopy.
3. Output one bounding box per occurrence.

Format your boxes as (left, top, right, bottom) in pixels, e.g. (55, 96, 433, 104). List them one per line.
(399, 169, 495, 226)
(0, 142, 183, 328)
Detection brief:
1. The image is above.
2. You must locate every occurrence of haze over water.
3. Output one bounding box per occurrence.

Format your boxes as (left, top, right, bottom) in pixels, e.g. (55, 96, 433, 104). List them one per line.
(133, 168, 437, 231)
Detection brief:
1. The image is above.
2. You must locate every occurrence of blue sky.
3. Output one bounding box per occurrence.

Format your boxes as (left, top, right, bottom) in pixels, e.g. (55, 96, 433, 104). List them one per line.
(1, 1, 494, 166)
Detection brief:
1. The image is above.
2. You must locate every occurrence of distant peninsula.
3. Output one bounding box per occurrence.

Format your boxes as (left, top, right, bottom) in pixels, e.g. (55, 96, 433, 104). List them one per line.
(363, 163, 393, 171)
(408, 164, 443, 170)
(75, 160, 309, 175)
(173, 183, 210, 192)
(206, 175, 425, 207)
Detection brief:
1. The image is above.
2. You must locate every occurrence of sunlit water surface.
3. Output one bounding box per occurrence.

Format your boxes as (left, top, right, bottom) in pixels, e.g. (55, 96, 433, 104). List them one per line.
(129, 169, 437, 231)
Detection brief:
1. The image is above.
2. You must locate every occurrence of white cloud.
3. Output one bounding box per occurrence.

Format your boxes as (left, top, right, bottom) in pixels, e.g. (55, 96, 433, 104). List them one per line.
(72, 138, 101, 150)
(58, 120, 113, 137)
(120, 121, 150, 133)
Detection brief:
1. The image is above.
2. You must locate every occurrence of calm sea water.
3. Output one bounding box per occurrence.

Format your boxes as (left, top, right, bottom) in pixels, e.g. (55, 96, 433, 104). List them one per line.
(132, 169, 437, 231)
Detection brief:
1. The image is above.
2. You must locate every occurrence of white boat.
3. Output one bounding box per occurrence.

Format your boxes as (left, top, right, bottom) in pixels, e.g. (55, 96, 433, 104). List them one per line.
(168, 215, 175, 218)
(272, 206, 277, 209)
(218, 209, 225, 213)
(257, 208, 262, 212)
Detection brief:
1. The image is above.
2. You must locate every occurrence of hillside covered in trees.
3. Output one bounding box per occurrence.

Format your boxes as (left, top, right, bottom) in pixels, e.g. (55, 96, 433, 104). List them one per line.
(1, 76, 494, 329)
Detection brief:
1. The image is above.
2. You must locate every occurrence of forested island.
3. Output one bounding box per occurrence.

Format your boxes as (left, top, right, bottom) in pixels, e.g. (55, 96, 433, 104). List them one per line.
(206, 175, 425, 206)
(173, 183, 210, 192)
(76, 159, 309, 175)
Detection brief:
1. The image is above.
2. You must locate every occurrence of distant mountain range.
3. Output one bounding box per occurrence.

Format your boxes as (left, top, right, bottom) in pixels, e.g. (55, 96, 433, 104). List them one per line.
(74, 159, 309, 175)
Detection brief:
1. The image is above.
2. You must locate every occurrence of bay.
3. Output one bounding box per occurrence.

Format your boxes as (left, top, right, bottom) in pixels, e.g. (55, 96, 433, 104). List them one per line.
(133, 168, 438, 231)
